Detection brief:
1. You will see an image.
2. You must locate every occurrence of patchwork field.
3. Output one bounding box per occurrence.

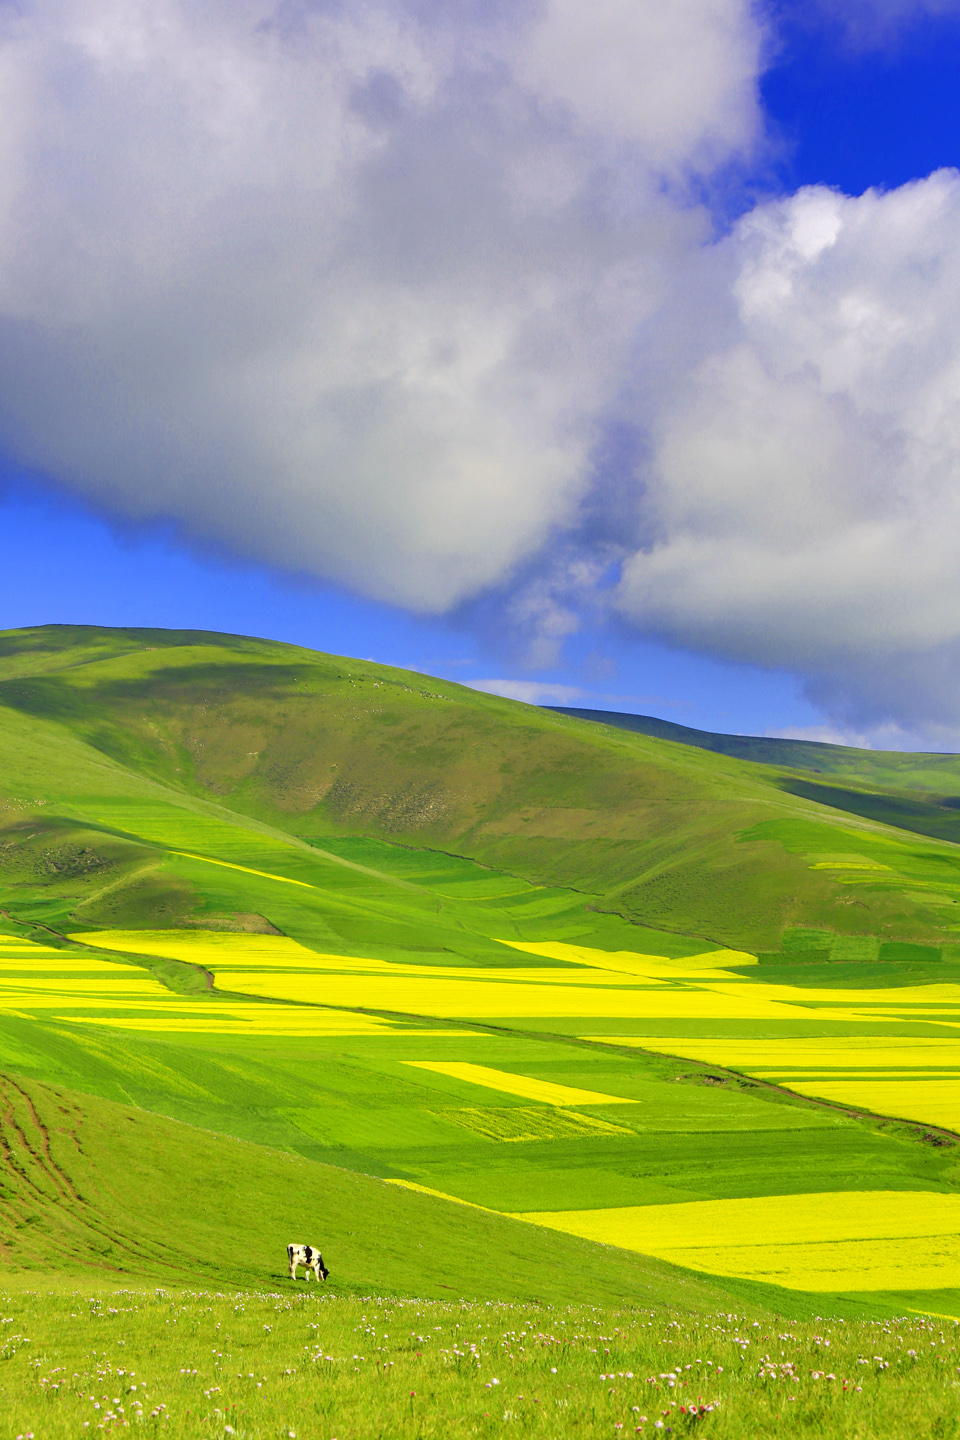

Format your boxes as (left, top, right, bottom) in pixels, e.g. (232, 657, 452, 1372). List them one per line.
(1, 920, 960, 1312)
(7, 626, 960, 1354)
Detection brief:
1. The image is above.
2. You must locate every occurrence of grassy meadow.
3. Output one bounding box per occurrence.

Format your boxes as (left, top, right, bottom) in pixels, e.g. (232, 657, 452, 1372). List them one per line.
(5, 626, 960, 1431)
(3, 1287, 959, 1440)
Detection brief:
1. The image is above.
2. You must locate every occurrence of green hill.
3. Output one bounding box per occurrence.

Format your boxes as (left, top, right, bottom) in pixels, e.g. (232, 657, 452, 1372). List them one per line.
(545, 705, 869, 772)
(6, 625, 960, 1319)
(4, 623, 960, 954)
(3, 1068, 786, 1309)
(550, 704, 960, 851)
(546, 704, 960, 790)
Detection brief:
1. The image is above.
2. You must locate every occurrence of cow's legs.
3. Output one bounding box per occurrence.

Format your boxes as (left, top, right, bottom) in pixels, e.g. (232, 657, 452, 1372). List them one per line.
(290, 1260, 298, 1281)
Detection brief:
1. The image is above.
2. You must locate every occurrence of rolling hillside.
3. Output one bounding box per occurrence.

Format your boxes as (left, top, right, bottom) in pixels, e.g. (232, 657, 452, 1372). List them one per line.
(546, 705, 960, 789)
(1, 1068, 775, 1311)
(3, 624, 960, 953)
(551, 704, 960, 851)
(6, 625, 960, 1314)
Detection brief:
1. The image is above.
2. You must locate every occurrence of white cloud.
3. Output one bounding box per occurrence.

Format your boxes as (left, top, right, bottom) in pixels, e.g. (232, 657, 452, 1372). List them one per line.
(466, 678, 586, 705)
(619, 169, 960, 734)
(766, 720, 953, 752)
(5, 2, 960, 739)
(515, 0, 762, 167)
(0, 0, 761, 612)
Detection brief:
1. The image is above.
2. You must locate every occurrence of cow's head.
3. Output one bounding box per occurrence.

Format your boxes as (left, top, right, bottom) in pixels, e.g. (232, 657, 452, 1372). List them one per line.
(320, 1263, 330, 1280)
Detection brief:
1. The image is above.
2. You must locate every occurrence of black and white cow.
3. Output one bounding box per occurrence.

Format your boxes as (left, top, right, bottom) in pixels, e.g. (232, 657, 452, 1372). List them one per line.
(287, 1243, 329, 1283)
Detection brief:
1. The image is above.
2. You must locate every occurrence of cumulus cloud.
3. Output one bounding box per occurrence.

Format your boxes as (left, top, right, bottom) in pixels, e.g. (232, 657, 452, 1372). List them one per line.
(619, 170, 960, 735)
(5, 1, 960, 738)
(0, 0, 760, 612)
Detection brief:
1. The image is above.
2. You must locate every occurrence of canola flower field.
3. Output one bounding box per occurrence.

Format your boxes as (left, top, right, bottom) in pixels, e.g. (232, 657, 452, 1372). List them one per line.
(517, 1192, 960, 1294)
(5, 924, 960, 1311)
(0, 1286, 958, 1440)
(13, 629, 960, 1438)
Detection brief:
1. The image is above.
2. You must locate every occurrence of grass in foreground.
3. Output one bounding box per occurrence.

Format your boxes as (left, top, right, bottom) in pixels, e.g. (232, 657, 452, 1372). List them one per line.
(1, 1287, 958, 1438)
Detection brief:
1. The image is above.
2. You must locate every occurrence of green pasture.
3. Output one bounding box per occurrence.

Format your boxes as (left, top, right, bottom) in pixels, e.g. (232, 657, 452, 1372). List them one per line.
(1, 1287, 959, 1439)
(1, 1070, 779, 1312)
(7, 625, 960, 1331)
(0, 994, 956, 1249)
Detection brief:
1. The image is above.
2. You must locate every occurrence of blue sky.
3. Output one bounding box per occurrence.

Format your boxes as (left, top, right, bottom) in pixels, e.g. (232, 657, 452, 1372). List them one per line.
(0, 475, 815, 735)
(2, 2, 960, 746)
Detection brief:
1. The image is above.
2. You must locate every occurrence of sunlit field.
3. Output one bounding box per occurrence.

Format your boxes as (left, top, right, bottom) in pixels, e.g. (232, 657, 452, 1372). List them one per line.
(2, 1287, 959, 1440)
(12, 624, 960, 1416)
(515, 1191, 960, 1293)
(0, 927, 943, 1308)
(601, 1037, 960, 1132)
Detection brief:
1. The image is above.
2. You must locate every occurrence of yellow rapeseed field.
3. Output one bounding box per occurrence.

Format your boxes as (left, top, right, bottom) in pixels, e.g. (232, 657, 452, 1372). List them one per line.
(74, 929, 960, 1032)
(0, 936, 146, 972)
(0, 933, 474, 1033)
(0, 957, 148, 973)
(71, 930, 335, 967)
(786, 1079, 960, 1130)
(75, 931, 699, 986)
(584, 1038, 960, 1068)
(48, 930, 960, 1137)
(689, 979, 960, 1006)
(498, 939, 757, 975)
(0, 976, 158, 991)
(515, 1190, 960, 1292)
(402, 1061, 637, 1107)
(770, 1070, 960, 1079)
(214, 968, 805, 1018)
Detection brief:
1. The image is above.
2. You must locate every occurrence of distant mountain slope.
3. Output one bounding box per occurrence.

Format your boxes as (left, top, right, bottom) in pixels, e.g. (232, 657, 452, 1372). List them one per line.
(5, 624, 960, 952)
(546, 707, 960, 789)
(545, 706, 841, 769)
(547, 706, 960, 853)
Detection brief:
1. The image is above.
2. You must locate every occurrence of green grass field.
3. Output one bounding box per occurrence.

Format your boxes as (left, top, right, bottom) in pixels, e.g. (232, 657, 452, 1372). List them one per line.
(5, 625, 960, 1433)
(2, 1286, 957, 1439)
